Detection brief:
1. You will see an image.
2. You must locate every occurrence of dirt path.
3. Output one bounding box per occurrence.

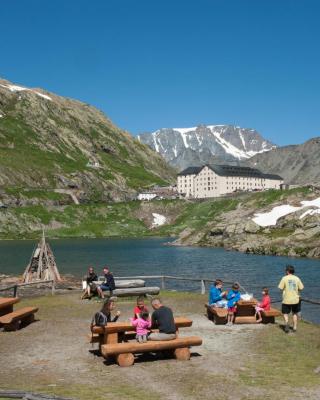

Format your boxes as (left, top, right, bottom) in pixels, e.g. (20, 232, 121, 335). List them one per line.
(0, 292, 319, 400)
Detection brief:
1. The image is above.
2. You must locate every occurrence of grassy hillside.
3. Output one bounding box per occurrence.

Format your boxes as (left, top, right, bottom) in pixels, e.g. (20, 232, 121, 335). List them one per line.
(0, 78, 175, 201)
(0, 188, 314, 242)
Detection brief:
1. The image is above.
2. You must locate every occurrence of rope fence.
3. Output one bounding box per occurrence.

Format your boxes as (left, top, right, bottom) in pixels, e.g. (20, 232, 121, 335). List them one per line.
(0, 275, 319, 307)
(0, 279, 55, 297)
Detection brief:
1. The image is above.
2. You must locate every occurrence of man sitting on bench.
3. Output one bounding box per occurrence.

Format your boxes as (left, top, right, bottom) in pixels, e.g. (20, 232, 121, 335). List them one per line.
(148, 298, 176, 341)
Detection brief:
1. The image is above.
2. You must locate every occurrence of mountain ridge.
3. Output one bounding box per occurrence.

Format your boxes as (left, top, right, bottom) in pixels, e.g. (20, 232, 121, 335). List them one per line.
(244, 137, 320, 185)
(138, 124, 275, 170)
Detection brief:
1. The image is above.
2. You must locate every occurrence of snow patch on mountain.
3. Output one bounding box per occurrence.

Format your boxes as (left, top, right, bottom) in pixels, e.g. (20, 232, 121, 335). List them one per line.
(0, 83, 52, 101)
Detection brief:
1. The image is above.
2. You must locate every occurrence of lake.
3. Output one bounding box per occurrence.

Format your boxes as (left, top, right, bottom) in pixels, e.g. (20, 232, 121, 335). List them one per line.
(0, 237, 319, 323)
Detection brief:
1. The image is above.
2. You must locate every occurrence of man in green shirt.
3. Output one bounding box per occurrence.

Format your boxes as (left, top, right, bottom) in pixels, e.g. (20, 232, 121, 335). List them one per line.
(278, 265, 304, 333)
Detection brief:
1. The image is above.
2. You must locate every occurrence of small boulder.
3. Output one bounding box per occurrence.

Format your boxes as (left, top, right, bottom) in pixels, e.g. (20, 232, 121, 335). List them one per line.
(244, 220, 261, 234)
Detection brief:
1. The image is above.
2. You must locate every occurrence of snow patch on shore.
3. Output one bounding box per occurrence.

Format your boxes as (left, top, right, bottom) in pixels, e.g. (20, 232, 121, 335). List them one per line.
(152, 213, 166, 227)
(253, 197, 320, 227)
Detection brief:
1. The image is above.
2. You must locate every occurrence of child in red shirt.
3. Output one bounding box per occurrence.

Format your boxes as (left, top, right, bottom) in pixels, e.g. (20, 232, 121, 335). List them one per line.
(255, 287, 271, 323)
(133, 296, 148, 320)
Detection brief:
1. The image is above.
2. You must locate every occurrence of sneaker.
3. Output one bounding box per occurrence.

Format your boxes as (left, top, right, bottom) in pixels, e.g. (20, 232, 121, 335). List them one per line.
(292, 328, 297, 333)
(284, 324, 290, 333)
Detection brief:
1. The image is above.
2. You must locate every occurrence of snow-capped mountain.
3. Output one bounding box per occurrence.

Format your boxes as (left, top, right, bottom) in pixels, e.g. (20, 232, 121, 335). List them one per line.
(137, 125, 276, 170)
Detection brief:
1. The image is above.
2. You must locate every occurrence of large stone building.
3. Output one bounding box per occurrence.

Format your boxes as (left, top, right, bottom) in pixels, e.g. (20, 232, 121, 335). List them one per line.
(177, 164, 283, 198)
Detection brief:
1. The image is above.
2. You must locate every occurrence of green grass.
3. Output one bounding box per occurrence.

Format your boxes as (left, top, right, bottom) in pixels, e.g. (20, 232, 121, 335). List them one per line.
(251, 187, 311, 208)
(240, 320, 320, 388)
(0, 114, 173, 194)
(5, 188, 66, 201)
(268, 227, 295, 239)
(154, 198, 239, 236)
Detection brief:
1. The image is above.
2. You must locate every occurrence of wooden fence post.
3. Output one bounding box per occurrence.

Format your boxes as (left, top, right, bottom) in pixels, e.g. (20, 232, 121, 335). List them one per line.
(161, 276, 166, 290)
(201, 280, 205, 295)
(13, 285, 18, 298)
(51, 281, 55, 295)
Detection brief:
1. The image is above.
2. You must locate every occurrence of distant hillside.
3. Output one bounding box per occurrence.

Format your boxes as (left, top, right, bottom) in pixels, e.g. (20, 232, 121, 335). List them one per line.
(245, 137, 320, 185)
(138, 125, 275, 170)
(0, 78, 175, 202)
(1, 187, 320, 259)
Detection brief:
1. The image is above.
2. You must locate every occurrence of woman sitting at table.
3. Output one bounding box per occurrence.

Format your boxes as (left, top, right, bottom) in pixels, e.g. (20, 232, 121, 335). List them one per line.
(209, 279, 228, 308)
(91, 298, 121, 329)
(101, 298, 121, 322)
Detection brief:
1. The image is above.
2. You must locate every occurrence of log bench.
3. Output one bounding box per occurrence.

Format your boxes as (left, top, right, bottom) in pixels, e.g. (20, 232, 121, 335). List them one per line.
(261, 307, 282, 323)
(205, 304, 228, 324)
(91, 316, 193, 347)
(0, 306, 38, 331)
(0, 297, 20, 317)
(101, 336, 203, 367)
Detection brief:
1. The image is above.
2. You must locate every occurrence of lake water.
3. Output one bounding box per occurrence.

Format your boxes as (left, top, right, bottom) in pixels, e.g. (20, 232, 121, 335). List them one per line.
(1, 237, 319, 323)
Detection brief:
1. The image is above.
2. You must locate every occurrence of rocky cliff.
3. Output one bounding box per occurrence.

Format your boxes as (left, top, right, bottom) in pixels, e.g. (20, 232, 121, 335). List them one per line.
(171, 187, 320, 259)
(138, 125, 275, 170)
(0, 78, 175, 202)
(244, 137, 320, 185)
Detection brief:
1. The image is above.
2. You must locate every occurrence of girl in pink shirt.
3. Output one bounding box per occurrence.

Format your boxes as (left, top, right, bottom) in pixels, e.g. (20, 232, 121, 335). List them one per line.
(255, 287, 271, 323)
(131, 311, 152, 343)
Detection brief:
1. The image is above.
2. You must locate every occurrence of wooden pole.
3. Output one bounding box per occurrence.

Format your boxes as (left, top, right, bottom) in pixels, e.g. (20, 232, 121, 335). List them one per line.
(51, 281, 55, 295)
(161, 276, 166, 290)
(201, 280, 205, 295)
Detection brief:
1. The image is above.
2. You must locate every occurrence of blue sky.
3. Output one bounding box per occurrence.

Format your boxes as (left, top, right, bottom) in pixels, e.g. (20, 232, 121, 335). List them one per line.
(1, 0, 319, 145)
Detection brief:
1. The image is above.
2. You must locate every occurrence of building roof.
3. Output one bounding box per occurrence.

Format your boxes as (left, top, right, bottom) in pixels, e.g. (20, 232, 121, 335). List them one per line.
(262, 173, 284, 180)
(207, 164, 264, 178)
(178, 164, 283, 180)
(178, 166, 203, 176)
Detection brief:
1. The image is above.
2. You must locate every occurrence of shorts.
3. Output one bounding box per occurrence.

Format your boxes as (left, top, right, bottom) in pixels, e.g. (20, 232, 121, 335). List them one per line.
(228, 306, 237, 313)
(282, 303, 300, 315)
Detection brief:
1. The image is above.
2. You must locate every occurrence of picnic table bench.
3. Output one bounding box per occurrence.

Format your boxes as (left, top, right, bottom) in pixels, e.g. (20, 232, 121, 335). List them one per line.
(90, 317, 202, 367)
(102, 336, 202, 367)
(0, 306, 38, 331)
(0, 297, 20, 317)
(260, 307, 282, 323)
(205, 300, 282, 325)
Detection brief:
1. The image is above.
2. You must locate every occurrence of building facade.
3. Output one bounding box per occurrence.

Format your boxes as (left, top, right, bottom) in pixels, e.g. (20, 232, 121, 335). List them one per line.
(177, 164, 283, 199)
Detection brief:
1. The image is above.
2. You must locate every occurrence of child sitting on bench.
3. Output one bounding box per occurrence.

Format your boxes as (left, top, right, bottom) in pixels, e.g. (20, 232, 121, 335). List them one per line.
(133, 296, 149, 320)
(131, 311, 152, 343)
(255, 287, 271, 323)
(226, 283, 241, 326)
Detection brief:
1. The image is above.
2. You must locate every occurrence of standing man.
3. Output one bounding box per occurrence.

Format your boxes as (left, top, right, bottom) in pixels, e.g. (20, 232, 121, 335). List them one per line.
(148, 298, 176, 341)
(278, 265, 304, 333)
(97, 266, 116, 299)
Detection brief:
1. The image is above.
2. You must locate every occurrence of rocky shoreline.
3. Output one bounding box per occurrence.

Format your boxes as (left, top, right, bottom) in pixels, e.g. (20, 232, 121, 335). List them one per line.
(172, 190, 320, 259)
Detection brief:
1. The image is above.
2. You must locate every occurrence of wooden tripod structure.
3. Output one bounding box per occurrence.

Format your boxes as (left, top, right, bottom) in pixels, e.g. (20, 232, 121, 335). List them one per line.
(22, 232, 61, 283)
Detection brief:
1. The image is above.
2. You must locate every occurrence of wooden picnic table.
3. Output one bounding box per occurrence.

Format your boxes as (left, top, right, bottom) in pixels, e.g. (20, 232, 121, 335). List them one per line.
(235, 299, 258, 323)
(0, 297, 20, 317)
(206, 298, 259, 324)
(91, 316, 193, 346)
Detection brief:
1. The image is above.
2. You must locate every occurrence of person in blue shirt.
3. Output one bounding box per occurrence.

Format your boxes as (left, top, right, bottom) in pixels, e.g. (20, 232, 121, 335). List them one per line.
(209, 279, 227, 308)
(226, 283, 241, 326)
